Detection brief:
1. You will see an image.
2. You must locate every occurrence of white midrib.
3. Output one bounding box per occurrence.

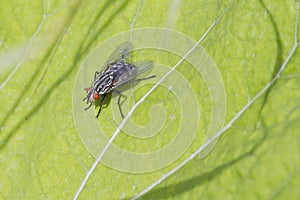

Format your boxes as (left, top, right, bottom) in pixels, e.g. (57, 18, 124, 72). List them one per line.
(73, 6, 231, 200)
(72, 3, 300, 200)
(131, 3, 300, 200)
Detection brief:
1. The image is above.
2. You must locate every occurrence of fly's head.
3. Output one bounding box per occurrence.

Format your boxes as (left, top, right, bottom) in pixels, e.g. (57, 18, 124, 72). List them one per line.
(83, 87, 100, 110)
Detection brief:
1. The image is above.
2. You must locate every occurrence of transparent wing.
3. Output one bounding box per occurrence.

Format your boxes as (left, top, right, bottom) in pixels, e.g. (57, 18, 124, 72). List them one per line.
(114, 60, 154, 87)
(132, 60, 154, 76)
(101, 41, 132, 72)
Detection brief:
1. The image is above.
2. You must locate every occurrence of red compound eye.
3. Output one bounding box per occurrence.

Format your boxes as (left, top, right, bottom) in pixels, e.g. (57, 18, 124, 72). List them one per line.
(93, 92, 99, 100)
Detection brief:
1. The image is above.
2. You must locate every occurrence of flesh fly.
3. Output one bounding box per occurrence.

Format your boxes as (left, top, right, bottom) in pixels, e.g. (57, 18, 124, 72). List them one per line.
(83, 41, 155, 118)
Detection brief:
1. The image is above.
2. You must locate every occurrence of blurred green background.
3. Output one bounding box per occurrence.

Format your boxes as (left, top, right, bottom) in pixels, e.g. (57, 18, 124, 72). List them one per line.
(0, 0, 300, 199)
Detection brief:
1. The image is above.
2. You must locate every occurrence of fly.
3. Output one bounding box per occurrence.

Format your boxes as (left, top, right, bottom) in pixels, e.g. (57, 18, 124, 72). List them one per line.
(83, 41, 155, 118)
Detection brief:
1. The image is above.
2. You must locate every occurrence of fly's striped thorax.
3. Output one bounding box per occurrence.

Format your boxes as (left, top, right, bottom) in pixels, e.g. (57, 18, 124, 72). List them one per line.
(93, 72, 115, 94)
(92, 61, 135, 95)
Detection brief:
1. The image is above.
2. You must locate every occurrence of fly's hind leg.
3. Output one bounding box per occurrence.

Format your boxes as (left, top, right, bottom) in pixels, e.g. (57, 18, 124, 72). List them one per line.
(113, 90, 127, 118)
(134, 75, 156, 83)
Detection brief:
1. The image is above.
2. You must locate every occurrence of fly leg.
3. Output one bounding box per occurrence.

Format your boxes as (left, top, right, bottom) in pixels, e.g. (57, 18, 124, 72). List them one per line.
(96, 94, 107, 118)
(134, 75, 156, 83)
(94, 71, 100, 81)
(84, 102, 93, 111)
(113, 90, 127, 118)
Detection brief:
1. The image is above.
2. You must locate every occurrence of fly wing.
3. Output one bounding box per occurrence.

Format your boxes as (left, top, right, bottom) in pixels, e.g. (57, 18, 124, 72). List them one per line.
(113, 60, 154, 88)
(132, 60, 154, 76)
(101, 41, 132, 72)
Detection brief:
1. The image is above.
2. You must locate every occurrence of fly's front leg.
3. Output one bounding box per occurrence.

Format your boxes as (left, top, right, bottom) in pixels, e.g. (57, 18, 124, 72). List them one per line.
(96, 94, 107, 118)
(94, 71, 100, 81)
(113, 90, 126, 118)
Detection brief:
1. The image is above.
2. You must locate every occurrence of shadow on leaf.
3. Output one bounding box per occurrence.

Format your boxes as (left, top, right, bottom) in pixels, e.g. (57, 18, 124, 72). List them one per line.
(0, 0, 130, 150)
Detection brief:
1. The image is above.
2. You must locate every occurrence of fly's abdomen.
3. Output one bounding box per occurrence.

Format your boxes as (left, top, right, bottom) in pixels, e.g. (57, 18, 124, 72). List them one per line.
(112, 62, 137, 86)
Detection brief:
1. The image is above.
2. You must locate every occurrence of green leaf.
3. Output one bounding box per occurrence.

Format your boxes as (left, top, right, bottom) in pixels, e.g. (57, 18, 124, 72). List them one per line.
(0, 0, 299, 200)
